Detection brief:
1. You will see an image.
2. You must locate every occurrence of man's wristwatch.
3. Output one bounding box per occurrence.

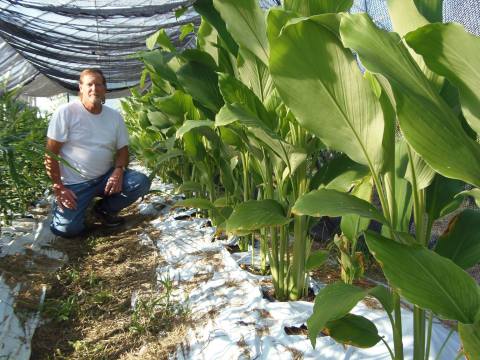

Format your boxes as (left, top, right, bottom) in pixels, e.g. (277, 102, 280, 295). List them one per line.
(115, 165, 126, 171)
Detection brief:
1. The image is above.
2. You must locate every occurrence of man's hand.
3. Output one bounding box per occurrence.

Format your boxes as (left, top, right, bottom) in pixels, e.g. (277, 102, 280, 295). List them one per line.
(53, 184, 77, 210)
(104, 168, 124, 195)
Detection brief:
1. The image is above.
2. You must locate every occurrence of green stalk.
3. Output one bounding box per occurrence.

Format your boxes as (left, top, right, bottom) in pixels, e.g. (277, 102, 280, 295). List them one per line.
(278, 225, 287, 301)
(424, 311, 433, 360)
(392, 291, 404, 360)
(289, 214, 307, 300)
(414, 306, 426, 360)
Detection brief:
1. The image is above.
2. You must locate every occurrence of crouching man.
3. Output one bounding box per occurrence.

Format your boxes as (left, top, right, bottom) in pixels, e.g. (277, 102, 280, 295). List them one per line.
(45, 68, 150, 237)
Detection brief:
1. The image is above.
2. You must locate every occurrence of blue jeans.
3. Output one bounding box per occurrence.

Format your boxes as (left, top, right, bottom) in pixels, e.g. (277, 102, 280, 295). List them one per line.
(50, 168, 151, 238)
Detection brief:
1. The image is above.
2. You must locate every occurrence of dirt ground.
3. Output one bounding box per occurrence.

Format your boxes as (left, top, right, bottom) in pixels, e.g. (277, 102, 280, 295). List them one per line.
(1, 201, 190, 360)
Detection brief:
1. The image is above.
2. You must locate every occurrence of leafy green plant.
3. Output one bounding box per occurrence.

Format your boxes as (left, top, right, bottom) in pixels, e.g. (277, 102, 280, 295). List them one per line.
(274, 0, 480, 358)
(0, 88, 50, 225)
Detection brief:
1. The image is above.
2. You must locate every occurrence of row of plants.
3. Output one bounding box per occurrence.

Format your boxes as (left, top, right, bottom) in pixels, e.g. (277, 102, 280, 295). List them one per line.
(123, 0, 480, 359)
(0, 88, 50, 225)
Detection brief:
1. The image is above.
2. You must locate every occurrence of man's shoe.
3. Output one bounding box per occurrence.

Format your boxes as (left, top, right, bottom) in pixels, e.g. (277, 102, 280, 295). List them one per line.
(93, 205, 125, 228)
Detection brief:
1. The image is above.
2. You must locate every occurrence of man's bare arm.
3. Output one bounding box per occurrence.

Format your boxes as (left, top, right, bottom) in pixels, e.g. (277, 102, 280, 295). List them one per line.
(45, 138, 77, 209)
(104, 146, 129, 195)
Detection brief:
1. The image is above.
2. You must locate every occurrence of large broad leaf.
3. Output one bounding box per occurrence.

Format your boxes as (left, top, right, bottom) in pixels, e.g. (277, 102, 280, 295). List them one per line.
(413, 0, 443, 23)
(307, 282, 370, 347)
(283, 0, 352, 16)
(340, 176, 373, 240)
(459, 321, 480, 360)
(155, 90, 201, 123)
(365, 231, 480, 323)
(141, 50, 178, 86)
(176, 120, 215, 139)
(306, 250, 329, 271)
(325, 314, 381, 348)
(340, 14, 480, 187)
(426, 175, 465, 221)
(386, 0, 443, 89)
(310, 154, 370, 192)
(177, 61, 223, 112)
(147, 111, 171, 129)
(292, 188, 387, 225)
(406, 23, 480, 135)
(237, 48, 274, 103)
(146, 29, 175, 51)
(435, 210, 480, 269)
(156, 149, 184, 164)
(269, 14, 384, 173)
(226, 199, 289, 234)
(213, 0, 269, 65)
(218, 73, 274, 130)
(193, 0, 238, 56)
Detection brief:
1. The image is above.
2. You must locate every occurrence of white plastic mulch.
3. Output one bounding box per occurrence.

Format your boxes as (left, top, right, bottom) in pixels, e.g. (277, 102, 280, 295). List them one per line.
(0, 173, 464, 359)
(142, 179, 463, 360)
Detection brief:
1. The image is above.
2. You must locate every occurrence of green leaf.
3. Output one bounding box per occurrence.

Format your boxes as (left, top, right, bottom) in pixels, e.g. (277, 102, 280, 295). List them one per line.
(176, 120, 215, 139)
(141, 50, 178, 86)
(365, 231, 480, 323)
(307, 282, 369, 347)
(270, 14, 384, 173)
(180, 23, 195, 41)
(193, 0, 239, 56)
(237, 48, 274, 103)
(456, 188, 480, 207)
(292, 189, 387, 225)
(369, 285, 393, 314)
(213, 0, 269, 65)
(340, 176, 373, 240)
(226, 199, 289, 234)
(155, 90, 201, 123)
(340, 14, 480, 187)
(459, 321, 480, 360)
(146, 29, 175, 51)
(413, 0, 444, 24)
(426, 175, 465, 221)
(177, 61, 223, 112)
(406, 23, 480, 135)
(147, 111, 171, 129)
(311, 154, 370, 192)
(177, 181, 203, 193)
(175, 198, 224, 220)
(325, 314, 381, 348)
(404, 147, 435, 190)
(306, 250, 329, 271)
(435, 210, 480, 269)
(175, 6, 188, 19)
(284, 0, 353, 16)
(386, 0, 443, 90)
(156, 149, 184, 164)
(218, 73, 274, 130)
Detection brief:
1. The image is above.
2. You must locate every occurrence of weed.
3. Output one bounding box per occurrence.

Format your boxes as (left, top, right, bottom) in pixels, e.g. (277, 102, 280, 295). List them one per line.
(129, 276, 189, 336)
(41, 294, 78, 322)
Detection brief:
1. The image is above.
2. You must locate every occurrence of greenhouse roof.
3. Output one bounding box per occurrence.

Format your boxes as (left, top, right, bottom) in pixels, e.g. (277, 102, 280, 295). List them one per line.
(0, 0, 478, 98)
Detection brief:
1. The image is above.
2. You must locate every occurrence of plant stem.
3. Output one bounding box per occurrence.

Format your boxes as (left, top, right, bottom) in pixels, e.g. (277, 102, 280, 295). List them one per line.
(392, 291, 404, 360)
(381, 337, 396, 360)
(434, 328, 455, 360)
(424, 311, 433, 360)
(413, 306, 425, 360)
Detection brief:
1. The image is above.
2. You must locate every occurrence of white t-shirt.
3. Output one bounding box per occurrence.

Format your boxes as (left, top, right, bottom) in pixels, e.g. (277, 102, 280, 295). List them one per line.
(47, 101, 129, 185)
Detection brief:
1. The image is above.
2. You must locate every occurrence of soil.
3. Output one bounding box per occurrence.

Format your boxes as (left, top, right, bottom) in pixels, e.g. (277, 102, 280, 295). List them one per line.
(21, 201, 191, 360)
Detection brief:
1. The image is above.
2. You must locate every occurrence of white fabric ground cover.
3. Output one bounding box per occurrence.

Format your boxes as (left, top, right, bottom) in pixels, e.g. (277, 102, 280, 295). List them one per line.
(145, 184, 464, 360)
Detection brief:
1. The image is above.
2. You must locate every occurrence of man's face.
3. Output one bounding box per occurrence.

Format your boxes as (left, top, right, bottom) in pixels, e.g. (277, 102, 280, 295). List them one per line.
(79, 73, 106, 106)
